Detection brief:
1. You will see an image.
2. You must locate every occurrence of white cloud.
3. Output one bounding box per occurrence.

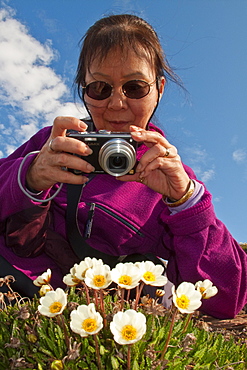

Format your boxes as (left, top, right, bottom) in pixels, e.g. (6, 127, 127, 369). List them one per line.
(0, 6, 87, 157)
(200, 169, 215, 183)
(182, 145, 215, 183)
(232, 149, 246, 163)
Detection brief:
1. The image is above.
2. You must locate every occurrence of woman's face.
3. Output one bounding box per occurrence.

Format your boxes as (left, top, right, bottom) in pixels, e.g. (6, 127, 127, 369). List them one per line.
(84, 48, 165, 132)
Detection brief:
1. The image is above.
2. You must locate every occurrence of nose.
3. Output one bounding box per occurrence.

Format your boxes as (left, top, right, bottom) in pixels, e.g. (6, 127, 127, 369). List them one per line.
(107, 87, 128, 110)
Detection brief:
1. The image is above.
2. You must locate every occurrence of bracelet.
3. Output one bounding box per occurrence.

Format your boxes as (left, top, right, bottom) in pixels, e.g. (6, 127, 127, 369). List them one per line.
(17, 151, 63, 203)
(163, 179, 195, 207)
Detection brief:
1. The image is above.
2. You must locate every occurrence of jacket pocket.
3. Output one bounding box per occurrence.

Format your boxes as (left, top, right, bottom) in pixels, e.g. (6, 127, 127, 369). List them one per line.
(95, 203, 145, 237)
(84, 202, 149, 256)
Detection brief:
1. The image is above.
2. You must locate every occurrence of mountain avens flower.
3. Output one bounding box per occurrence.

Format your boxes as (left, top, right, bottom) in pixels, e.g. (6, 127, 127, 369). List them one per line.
(135, 261, 168, 286)
(63, 265, 82, 287)
(110, 309, 146, 345)
(195, 279, 218, 299)
(85, 264, 112, 290)
(33, 268, 51, 286)
(172, 282, 202, 314)
(39, 284, 52, 297)
(74, 257, 104, 281)
(70, 303, 103, 337)
(38, 288, 67, 317)
(111, 262, 142, 289)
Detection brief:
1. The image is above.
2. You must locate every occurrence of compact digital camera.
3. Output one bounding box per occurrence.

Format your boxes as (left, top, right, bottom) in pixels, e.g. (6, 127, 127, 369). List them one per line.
(67, 130, 138, 176)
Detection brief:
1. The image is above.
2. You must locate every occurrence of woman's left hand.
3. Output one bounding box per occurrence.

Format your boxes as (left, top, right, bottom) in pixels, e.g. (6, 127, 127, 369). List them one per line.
(118, 125, 190, 200)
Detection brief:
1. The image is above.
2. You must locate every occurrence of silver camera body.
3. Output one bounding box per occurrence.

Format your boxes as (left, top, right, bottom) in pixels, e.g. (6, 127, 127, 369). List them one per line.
(67, 130, 138, 176)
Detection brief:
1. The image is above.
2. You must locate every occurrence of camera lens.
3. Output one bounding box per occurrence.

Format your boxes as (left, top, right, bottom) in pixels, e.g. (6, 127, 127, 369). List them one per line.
(98, 138, 136, 176)
(109, 155, 127, 170)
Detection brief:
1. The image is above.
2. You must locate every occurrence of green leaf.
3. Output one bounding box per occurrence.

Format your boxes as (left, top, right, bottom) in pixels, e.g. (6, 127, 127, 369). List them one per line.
(111, 356, 120, 369)
(132, 359, 140, 370)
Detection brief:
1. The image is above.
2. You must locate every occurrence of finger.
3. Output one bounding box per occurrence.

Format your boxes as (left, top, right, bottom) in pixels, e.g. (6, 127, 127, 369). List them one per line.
(130, 125, 171, 148)
(47, 135, 93, 157)
(138, 154, 183, 178)
(135, 144, 177, 173)
(48, 151, 95, 174)
(50, 116, 88, 139)
(116, 172, 141, 182)
(44, 165, 90, 186)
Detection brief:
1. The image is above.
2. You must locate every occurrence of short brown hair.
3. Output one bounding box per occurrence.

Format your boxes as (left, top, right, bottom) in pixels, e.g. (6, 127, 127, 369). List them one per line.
(75, 14, 181, 100)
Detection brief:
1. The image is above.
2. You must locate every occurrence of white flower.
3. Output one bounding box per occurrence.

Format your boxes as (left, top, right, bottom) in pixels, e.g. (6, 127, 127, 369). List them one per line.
(74, 257, 104, 281)
(38, 288, 67, 317)
(70, 303, 103, 337)
(39, 284, 52, 297)
(33, 269, 51, 286)
(195, 279, 218, 299)
(172, 282, 202, 314)
(63, 265, 82, 287)
(135, 261, 168, 286)
(85, 264, 112, 290)
(111, 262, 142, 289)
(110, 309, 146, 345)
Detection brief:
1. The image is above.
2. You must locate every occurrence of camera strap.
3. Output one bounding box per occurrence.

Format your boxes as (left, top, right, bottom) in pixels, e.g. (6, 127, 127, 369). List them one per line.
(66, 182, 121, 268)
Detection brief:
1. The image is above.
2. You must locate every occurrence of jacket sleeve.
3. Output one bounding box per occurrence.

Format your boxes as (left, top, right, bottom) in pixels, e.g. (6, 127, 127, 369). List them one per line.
(0, 127, 52, 222)
(161, 188, 247, 319)
(4, 204, 51, 257)
(3, 202, 80, 274)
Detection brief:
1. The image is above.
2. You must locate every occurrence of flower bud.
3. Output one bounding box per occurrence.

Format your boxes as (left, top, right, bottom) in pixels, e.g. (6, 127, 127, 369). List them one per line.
(50, 360, 64, 370)
(26, 333, 38, 343)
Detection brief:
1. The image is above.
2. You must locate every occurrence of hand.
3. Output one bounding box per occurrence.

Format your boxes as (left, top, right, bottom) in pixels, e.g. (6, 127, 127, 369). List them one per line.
(118, 125, 190, 200)
(26, 116, 95, 191)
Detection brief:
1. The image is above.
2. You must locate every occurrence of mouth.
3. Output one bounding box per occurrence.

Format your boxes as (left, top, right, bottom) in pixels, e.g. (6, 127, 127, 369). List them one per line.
(108, 121, 130, 131)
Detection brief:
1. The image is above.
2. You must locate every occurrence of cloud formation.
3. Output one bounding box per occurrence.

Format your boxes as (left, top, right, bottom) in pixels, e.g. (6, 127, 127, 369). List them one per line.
(0, 6, 87, 157)
(232, 149, 246, 163)
(182, 145, 215, 183)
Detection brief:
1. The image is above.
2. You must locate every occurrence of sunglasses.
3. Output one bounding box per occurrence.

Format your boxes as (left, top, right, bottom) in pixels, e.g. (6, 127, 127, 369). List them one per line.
(83, 79, 157, 100)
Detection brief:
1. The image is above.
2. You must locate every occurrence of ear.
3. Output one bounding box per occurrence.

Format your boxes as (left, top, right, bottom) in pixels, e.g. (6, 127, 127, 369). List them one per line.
(158, 77, 166, 100)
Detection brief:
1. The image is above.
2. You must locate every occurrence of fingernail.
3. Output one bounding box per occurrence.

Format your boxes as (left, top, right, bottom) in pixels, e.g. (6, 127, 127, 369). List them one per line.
(132, 131, 142, 136)
(136, 163, 142, 172)
(86, 163, 95, 172)
(79, 122, 88, 130)
(84, 146, 93, 155)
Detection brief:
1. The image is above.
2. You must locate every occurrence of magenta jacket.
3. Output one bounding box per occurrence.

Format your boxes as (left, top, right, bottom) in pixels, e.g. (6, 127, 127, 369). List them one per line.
(0, 123, 246, 318)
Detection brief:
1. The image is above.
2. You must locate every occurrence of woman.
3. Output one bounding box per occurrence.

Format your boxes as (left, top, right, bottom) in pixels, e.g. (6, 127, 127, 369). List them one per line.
(0, 14, 246, 318)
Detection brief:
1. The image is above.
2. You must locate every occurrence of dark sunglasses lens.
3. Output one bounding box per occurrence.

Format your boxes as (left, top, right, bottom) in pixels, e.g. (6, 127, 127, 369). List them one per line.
(86, 81, 112, 100)
(123, 80, 150, 99)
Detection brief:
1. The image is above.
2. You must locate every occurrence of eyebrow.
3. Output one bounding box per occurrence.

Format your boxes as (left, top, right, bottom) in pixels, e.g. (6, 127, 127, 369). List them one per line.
(90, 71, 148, 80)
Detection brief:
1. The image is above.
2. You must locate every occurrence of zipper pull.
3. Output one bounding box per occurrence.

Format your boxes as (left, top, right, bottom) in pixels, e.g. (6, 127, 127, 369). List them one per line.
(84, 203, 95, 239)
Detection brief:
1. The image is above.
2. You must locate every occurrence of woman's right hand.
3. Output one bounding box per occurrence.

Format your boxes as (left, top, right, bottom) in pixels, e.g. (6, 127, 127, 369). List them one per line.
(26, 116, 95, 191)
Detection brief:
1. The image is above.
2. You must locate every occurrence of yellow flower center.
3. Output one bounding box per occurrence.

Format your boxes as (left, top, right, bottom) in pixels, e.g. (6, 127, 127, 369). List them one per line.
(176, 294, 190, 309)
(121, 325, 137, 341)
(82, 318, 97, 333)
(143, 271, 156, 282)
(93, 275, 106, 287)
(119, 275, 132, 286)
(49, 301, 63, 313)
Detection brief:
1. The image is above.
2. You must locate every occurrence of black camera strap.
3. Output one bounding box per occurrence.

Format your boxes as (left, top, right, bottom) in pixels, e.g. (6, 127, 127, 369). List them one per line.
(66, 182, 121, 268)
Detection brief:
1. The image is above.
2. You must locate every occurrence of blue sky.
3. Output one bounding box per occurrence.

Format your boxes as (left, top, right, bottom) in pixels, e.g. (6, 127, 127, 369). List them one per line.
(0, 0, 246, 242)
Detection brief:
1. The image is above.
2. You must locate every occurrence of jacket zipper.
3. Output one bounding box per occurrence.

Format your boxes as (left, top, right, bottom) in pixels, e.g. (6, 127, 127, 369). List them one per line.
(85, 202, 145, 237)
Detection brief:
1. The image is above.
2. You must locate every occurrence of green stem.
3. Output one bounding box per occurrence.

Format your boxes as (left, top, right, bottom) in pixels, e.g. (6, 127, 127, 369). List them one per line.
(99, 289, 107, 328)
(94, 334, 102, 370)
(94, 289, 99, 310)
(120, 288, 125, 310)
(82, 281, 91, 304)
(134, 281, 145, 310)
(182, 312, 193, 333)
(127, 344, 132, 370)
(161, 307, 178, 361)
(58, 314, 70, 348)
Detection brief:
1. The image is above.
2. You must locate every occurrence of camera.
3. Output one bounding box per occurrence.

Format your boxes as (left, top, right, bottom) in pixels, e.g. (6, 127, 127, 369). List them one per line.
(67, 130, 138, 176)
